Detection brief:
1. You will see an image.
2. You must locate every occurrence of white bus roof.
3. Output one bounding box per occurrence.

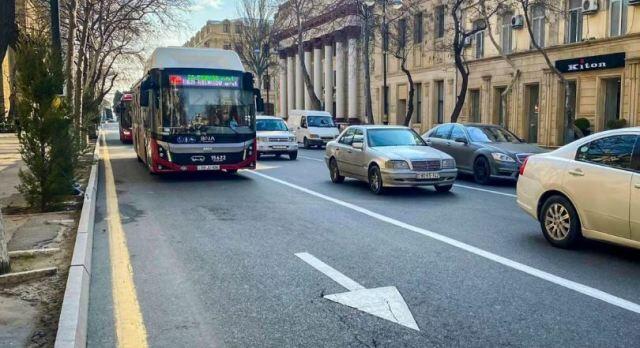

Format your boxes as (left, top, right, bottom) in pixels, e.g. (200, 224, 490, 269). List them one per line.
(144, 47, 245, 73)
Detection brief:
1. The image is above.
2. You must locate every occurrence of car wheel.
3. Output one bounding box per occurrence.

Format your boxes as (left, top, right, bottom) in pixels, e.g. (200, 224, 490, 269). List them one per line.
(257, 153, 262, 160)
(473, 156, 492, 185)
(329, 158, 345, 183)
(368, 165, 384, 194)
(435, 184, 453, 193)
(303, 137, 311, 149)
(539, 195, 582, 248)
(289, 151, 298, 160)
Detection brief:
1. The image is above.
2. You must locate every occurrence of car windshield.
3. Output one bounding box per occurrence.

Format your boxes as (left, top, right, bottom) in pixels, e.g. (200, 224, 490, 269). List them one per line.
(307, 116, 335, 128)
(367, 129, 426, 147)
(257, 119, 288, 131)
(161, 87, 255, 134)
(467, 126, 521, 143)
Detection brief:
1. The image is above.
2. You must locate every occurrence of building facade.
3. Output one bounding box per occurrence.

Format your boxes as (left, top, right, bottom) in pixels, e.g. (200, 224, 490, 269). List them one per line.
(185, 19, 278, 114)
(372, 0, 640, 147)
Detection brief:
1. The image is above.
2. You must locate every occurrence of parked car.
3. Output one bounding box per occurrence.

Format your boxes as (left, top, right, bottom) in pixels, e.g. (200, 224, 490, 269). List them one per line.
(287, 110, 340, 148)
(256, 115, 298, 160)
(517, 128, 640, 249)
(325, 125, 457, 194)
(423, 123, 545, 184)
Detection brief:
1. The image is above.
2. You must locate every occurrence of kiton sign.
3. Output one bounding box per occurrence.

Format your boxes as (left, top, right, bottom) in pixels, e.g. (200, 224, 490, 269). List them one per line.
(556, 53, 626, 73)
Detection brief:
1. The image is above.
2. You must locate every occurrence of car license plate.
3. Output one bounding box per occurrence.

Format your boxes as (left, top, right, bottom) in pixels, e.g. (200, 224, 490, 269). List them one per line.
(416, 172, 439, 179)
(272, 145, 287, 149)
(197, 165, 220, 171)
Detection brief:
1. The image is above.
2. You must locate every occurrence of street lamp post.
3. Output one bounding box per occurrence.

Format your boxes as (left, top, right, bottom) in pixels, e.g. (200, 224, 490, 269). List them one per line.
(363, 0, 402, 125)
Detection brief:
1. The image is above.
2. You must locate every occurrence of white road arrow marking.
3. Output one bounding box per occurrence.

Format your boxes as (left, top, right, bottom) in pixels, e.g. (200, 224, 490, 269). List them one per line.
(295, 252, 420, 331)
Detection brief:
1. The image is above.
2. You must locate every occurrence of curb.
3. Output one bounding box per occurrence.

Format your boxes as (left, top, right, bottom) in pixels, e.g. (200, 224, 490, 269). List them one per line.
(54, 132, 101, 348)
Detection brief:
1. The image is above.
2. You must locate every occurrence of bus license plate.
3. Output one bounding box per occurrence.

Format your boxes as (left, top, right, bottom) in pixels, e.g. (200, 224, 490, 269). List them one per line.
(197, 165, 220, 171)
(416, 172, 439, 179)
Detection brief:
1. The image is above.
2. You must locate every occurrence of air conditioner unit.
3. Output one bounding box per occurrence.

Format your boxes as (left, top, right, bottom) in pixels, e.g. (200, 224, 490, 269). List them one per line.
(463, 36, 473, 47)
(511, 15, 524, 29)
(582, 0, 599, 14)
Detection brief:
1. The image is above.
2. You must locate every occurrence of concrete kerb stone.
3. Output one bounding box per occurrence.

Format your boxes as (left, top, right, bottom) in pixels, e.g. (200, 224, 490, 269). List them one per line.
(54, 133, 101, 348)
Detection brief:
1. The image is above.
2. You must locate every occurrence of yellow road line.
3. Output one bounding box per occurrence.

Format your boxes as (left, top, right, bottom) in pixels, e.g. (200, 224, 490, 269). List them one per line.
(102, 133, 149, 348)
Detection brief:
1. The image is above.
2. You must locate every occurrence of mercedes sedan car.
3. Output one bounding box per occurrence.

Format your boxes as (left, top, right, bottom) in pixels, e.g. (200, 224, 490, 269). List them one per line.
(423, 123, 545, 184)
(517, 128, 640, 249)
(325, 126, 457, 194)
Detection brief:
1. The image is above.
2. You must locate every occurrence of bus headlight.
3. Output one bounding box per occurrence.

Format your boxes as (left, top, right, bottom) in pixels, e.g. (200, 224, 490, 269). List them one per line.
(157, 144, 171, 161)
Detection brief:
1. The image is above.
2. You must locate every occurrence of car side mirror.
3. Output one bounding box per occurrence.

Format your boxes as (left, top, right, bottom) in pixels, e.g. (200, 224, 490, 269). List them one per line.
(352, 142, 364, 150)
(455, 137, 468, 144)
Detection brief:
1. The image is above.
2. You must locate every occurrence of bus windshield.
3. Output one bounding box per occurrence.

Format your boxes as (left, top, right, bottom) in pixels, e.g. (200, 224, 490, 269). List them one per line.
(162, 87, 255, 134)
(120, 105, 132, 128)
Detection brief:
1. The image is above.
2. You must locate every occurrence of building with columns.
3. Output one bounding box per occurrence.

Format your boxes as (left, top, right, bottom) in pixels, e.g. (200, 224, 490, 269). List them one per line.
(274, 0, 367, 124)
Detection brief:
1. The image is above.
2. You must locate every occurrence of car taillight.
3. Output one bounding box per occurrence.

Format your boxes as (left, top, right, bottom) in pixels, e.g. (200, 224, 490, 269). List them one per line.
(519, 157, 529, 176)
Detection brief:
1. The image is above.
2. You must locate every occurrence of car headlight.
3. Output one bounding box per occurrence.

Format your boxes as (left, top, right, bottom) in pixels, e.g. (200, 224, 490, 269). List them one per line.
(442, 158, 456, 169)
(289, 136, 296, 142)
(491, 152, 515, 162)
(308, 134, 319, 139)
(386, 160, 410, 169)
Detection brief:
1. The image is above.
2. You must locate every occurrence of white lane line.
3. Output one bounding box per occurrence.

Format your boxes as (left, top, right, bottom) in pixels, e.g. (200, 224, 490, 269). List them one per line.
(248, 170, 640, 315)
(299, 155, 324, 162)
(454, 184, 517, 198)
(295, 252, 364, 291)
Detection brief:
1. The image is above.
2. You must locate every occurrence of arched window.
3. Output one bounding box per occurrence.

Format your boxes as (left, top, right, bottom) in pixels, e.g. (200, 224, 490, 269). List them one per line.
(501, 12, 513, 53)
(531, 4, 545, 48)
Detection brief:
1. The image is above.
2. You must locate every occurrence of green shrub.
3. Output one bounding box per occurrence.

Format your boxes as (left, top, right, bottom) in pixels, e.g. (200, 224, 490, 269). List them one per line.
(15, 34, 76, 212)
(605, 118, 628, 130)
(574, 118, 591, 132)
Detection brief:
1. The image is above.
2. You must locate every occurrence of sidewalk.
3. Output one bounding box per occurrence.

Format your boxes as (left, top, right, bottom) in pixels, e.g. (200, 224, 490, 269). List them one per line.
(0, 133, 79, 347)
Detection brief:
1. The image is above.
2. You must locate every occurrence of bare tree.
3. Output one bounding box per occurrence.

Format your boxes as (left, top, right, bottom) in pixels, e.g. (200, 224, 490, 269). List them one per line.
(234, 0, 277, 93)
(358, 1, 374, 124)
(0, 0, 18, 121)
(0, 209, 9, 275)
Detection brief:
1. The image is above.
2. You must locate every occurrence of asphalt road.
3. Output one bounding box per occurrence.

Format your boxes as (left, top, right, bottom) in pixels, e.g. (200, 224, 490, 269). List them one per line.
(88, 123, 640, 347)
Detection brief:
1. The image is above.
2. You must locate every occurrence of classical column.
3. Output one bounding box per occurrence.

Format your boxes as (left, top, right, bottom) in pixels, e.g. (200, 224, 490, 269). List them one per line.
(313, 39, 323, 110)
(335, 31, 346, 121)
(324, 35, 334, 116)
(347, 29, 359, 121)
(626, 58, 640, 126)
(278, 51, 288, 118)
(304, 45, 313, 109)
(295, 52, 304, 109)
(287, 50, 295, 115)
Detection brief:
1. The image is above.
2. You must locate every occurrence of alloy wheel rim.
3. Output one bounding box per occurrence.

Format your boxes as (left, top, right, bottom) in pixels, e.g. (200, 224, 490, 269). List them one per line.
(544, 203, 571, 240)
(476, 160, 488, 180)
(331, 161, 338, 180)
(370, 170, 380, 191)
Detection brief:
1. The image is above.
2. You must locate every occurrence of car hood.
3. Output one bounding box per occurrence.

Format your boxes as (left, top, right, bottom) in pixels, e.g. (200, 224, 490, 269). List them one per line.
(308, 127, 340, 137)
(478, 142, 546, 155)
(371, 146, 451, 161)
(257, 131, 292, 137)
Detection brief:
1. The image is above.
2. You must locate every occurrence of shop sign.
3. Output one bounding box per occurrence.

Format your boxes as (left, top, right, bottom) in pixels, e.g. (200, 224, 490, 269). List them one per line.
(555, 53, 626, 73)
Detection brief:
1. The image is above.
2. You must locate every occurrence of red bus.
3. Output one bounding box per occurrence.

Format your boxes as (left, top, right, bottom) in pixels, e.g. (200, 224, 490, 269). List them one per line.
(131, 47, 262, 174)
(115, 93, 133, 143)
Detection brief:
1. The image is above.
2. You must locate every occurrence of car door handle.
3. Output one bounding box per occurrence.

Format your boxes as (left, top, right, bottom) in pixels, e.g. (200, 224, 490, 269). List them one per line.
(568, 169, 584, 177)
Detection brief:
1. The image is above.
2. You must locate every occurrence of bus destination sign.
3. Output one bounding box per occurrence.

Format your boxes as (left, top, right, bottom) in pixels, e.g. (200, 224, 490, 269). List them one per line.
(169, 74, 240, 88)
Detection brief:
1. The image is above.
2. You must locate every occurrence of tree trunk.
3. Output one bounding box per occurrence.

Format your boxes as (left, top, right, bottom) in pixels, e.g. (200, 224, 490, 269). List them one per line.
(0, 62, 4, 121)
(0, 208, 10, 275)
(362, 10, 374, 124)
(400, 60, 415, 126)
(450, 6, 468, 123)
(64, 0, 77, 101)
(74, 1, 90, 143)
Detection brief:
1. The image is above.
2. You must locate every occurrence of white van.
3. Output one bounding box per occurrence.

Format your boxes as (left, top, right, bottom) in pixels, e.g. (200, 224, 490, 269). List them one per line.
(287, 110, 340, 148)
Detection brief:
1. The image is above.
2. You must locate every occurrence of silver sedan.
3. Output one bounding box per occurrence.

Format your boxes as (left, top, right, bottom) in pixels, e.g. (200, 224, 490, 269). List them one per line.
(325, 125, 458, 194)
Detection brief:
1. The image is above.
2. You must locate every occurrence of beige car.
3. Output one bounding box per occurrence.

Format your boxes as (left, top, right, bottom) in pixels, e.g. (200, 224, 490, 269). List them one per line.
(517, 128, 640, 249)
(325, 126, 457, 194)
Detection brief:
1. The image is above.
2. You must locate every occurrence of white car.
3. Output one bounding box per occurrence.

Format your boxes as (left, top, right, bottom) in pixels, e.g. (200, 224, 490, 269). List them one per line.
(256, 116, 298, 160)
(517, 127, 640, 249)
(287, 110, 340, 148)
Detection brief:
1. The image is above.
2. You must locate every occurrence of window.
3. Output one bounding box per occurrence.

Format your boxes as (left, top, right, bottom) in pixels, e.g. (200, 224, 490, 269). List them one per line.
(353, 128, 365, 145)
(531, 4, 545, 48)
(415, 84, 423, 123)
(469, 90, 480, 123)
(223, 44, 232, 50)
(300, 116, 307, 128)
(223, 21, 230, 33)
(235, 23, 242, 34)
(473, 20, 485, 59)
(567, 0, 583, 43)
(451, 126, 466, 141)
(609, 0, 629, 37)
(414, 12, 424, 43)
(339, 127, 356, 145)
(398, 18, 408, 48)
(576, 135, 638, 170)
(436, 81, 444, 124)
(501, 12, 513, 53)
(433, 124, 453, 139)
(435, 6, 445, 39)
